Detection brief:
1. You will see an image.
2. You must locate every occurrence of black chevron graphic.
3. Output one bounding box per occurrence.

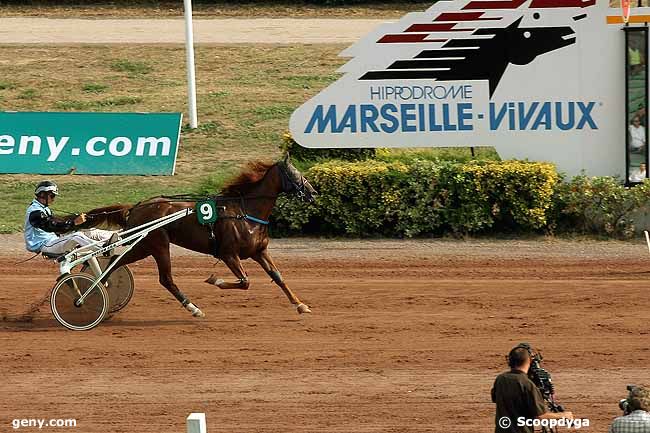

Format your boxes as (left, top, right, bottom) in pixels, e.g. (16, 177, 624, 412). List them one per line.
(360, 17, 576, 96)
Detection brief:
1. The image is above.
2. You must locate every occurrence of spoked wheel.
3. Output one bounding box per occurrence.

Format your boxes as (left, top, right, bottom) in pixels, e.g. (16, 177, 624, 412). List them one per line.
(81, 257, 134, 313)
(51, 273, 109, 331)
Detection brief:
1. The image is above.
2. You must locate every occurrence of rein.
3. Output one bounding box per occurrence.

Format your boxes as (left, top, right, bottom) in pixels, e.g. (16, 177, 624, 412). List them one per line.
(160, 194, 275, 225)
(58, 161, 309, 225)
(244, 215, 270, 225)
(75, 194, 278, 226)
(57, 194, 275, 221)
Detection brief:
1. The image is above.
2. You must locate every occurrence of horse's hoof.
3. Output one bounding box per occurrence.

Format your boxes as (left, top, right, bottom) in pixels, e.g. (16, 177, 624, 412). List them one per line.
(185, 302, 205, 318)
(297, 303, 312, 314)
(204, 274, 218, 285)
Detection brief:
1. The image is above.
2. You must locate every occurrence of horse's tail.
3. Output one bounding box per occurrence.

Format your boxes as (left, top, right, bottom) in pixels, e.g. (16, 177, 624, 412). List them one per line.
(82, 204, 133, 230)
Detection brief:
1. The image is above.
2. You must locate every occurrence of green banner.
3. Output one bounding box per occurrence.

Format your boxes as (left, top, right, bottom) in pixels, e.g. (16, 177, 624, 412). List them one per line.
(0, 112, 182, 175)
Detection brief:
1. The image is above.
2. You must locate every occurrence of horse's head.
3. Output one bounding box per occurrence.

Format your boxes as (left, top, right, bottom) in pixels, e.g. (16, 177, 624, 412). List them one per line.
(502, 17, 576, 66)
(277, 155, 317, 203)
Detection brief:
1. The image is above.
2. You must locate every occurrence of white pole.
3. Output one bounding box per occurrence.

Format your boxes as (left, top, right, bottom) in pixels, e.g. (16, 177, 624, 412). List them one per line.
(187, 413, 207, 433)
(183, 0, 198, 129)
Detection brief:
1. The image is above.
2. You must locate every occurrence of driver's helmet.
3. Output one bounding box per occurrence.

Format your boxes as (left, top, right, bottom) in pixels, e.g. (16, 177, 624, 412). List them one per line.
(35, 180, 59, 196)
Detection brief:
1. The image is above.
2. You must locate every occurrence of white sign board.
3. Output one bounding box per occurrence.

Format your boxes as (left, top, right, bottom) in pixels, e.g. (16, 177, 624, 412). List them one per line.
(290, 0, 642, 177)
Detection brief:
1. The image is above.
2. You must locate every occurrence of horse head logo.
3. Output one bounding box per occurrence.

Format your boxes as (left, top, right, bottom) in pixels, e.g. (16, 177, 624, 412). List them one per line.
(359, 3, 590, 97)
(501, 17, 576, 66)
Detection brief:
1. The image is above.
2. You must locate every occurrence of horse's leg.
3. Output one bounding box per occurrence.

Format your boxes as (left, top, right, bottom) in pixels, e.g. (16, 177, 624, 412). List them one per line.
(99, 245, 150, 284)
(205, 255, 250, 290)
(252, 248, 311, 314)
(149, 232, 205, 318)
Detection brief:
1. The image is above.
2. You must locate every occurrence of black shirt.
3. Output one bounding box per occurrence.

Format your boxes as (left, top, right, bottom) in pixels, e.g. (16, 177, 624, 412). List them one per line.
(491, 369, 547, 433)
(28, 208, 74, 233)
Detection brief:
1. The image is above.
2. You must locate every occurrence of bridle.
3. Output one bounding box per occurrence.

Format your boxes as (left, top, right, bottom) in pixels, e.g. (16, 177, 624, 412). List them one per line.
(278, 161, 310, 201)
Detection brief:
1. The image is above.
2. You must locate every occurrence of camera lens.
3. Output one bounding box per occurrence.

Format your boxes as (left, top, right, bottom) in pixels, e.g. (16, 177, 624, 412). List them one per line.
(620, 399, 630, 412)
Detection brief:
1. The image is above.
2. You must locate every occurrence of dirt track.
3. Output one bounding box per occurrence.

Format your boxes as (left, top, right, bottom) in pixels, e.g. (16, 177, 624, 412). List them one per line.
(2, 238, 650, 432)
(0, 18, 385, 44)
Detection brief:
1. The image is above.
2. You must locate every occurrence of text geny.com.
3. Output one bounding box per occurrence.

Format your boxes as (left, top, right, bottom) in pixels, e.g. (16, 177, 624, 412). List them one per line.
(12, 418, 77, 429)
(0, 134, 173, 161)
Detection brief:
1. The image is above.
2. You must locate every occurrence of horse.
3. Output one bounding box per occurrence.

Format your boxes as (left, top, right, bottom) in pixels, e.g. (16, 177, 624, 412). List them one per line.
(83, 156, 317, 318)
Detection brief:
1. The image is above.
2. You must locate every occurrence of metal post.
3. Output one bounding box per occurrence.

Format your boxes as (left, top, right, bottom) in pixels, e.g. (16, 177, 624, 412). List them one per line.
(184, 0, 198, 129)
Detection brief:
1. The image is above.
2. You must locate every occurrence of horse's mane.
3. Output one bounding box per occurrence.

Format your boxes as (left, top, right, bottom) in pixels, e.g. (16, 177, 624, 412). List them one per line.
(220, 161, 276, 197)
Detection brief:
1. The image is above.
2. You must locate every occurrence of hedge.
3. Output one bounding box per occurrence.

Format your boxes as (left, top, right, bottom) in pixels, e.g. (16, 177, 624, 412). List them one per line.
(552, 174, 650, 237)
(271, 159, 560, 237)
(272, 159, 650, 238)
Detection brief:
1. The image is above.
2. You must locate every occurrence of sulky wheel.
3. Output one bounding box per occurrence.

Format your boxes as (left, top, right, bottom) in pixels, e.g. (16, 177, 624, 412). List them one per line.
(81, 257, 134, 313)
(50, 272, 109, 331)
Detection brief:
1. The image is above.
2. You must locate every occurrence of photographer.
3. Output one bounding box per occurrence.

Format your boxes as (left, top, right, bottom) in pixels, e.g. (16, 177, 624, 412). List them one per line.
(610, 385, 650, 433)
(491, 344, 573, 433)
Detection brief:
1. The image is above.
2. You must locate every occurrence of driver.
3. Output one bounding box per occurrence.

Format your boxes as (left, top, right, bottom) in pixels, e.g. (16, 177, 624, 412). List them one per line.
(24, 180, 115, 256)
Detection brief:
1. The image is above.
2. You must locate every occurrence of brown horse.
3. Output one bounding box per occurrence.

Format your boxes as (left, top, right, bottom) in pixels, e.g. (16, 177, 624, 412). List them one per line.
(84, 156, 317, 318)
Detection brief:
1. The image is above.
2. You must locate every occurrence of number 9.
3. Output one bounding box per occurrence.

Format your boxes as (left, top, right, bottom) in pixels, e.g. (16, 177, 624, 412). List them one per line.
(200, 203, 213, 220)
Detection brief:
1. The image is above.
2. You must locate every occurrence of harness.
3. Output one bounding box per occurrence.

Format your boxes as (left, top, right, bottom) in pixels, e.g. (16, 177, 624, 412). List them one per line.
(202, 195, 272, 258)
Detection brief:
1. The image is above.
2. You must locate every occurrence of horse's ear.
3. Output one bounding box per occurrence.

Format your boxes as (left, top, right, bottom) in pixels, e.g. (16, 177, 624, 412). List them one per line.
(283, 152, 290, 164)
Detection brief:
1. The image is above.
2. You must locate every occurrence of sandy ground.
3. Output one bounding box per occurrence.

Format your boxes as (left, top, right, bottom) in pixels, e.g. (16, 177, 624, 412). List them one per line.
(0, 18, 386, 44)
(2, 237, 650, 432)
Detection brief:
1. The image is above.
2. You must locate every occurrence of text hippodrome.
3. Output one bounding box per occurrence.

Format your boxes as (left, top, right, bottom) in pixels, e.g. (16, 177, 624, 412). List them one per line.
(369, 85, 473, 101)
(304, 101, 598, 134)
(304, 83, 598, 133)
(0, 135, 172, 162)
